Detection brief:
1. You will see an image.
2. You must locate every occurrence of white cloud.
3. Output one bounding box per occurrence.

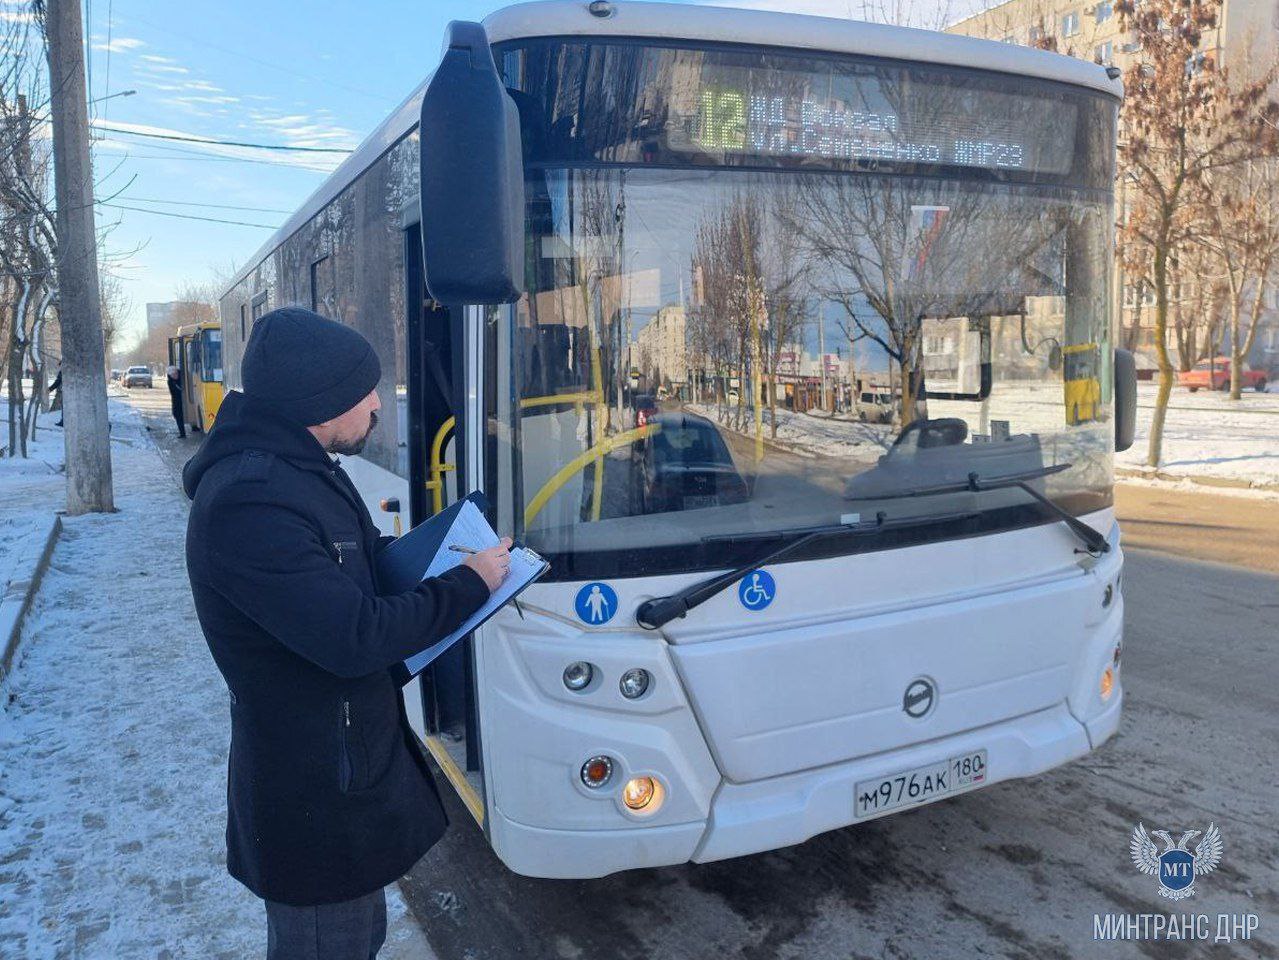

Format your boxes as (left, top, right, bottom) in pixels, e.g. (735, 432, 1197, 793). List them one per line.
(140, 54, 178, 64)
(170, 95, 241, 106)
(253, 114, 311, 127)
(91, 36, 146, 53)
(140, 62, 190, 75)
(245, 111, 359, 150)
(182, 79, 224, 93)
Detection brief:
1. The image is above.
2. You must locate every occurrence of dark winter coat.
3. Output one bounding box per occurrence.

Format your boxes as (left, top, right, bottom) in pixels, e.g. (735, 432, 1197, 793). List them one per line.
(182, 390, 489, 906)
(167, 373, 183, 418)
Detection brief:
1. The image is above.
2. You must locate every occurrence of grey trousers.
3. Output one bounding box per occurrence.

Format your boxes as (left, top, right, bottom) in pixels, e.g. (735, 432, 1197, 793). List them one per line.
(265, 887, 387, 960)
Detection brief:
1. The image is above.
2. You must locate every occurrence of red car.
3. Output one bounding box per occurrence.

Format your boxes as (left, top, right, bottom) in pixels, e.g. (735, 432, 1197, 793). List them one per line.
(1179, 357, 1267, 392)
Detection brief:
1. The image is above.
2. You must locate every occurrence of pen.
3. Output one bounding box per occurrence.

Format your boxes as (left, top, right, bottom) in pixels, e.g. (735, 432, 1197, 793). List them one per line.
(448, 544, 479, 555)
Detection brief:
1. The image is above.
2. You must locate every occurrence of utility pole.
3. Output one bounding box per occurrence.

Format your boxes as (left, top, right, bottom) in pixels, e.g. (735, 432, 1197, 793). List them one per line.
(818, 308, 827, 411)
(44, 0, 114, 513)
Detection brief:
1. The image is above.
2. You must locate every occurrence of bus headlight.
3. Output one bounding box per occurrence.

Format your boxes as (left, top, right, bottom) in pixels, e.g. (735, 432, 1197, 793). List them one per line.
(580, 755, 613, 788)
(619, 668, 650, 699)
(563, 661, 594, 691)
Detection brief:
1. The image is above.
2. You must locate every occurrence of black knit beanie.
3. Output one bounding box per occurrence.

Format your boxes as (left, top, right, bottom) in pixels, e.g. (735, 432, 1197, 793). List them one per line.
(241, 306, 381, 426)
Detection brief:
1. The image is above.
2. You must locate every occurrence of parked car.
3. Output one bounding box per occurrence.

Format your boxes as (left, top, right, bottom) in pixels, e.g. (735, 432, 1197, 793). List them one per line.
(1179, 357, 1267, 392)
(631, 391, 659, 428)
(122, 365, 153, 389)
(630, 412, 749, 514)
(109, 368, 123, 382)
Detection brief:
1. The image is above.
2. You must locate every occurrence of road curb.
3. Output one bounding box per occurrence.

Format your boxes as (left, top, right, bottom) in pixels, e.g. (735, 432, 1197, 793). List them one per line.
(1115, 467, 1279, 492)
(1, 514, 62, 681)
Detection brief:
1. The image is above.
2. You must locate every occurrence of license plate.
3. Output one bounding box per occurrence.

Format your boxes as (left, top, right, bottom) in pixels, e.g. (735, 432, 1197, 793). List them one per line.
(854, 749, 988, 819)
(682, 494, 717, 510)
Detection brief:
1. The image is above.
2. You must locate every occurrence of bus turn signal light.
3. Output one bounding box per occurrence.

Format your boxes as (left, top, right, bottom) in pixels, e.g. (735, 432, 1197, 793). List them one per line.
(1100, 666, 1115, 701)
(580, 756, 613, 788)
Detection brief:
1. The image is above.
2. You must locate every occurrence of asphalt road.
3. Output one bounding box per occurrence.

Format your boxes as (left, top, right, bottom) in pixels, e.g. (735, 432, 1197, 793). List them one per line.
(129, 391, 1278, 960)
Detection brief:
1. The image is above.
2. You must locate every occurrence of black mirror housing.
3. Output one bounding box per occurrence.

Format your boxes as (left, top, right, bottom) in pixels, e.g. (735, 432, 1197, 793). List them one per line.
(1114, 348, 1137, 452)
(419, 21, 525, 305)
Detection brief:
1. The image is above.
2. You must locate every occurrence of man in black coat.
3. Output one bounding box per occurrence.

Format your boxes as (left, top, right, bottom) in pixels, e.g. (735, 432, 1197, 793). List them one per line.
(166, 365, 186, 438)
(184, 306, 510, 959)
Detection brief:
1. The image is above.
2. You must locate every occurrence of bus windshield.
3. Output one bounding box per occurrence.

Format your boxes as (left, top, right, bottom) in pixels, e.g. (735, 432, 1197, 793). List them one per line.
(489, 39, 1117, 581)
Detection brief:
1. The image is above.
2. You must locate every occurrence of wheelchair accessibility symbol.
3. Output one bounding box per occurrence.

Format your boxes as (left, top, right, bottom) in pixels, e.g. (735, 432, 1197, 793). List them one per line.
(738, 570, 775, 611)
(575, 582, 618, 625)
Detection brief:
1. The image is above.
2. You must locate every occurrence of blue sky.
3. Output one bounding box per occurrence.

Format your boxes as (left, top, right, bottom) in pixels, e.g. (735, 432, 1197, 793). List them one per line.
(75, 0, 960, 345)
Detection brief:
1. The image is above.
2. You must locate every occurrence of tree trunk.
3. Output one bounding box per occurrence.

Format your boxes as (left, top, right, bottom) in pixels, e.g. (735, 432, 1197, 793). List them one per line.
(1146, 248, 1173, 468)
(1228, 296, 1243, 400)
(45, 0, 114, 513)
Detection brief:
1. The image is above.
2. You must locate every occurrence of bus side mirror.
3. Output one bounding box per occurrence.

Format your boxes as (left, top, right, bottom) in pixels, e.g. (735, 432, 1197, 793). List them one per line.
(1114, 348, 1137, 452)
(419, 21, 525, 305)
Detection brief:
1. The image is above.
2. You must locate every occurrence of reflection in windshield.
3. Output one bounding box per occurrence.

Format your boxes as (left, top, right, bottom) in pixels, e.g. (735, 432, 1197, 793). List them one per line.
(485, 165, 1112, 579)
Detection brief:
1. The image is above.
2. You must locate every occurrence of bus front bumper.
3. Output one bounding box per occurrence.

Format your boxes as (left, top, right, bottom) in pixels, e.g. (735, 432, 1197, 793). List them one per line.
(487, 693, 1120, 878)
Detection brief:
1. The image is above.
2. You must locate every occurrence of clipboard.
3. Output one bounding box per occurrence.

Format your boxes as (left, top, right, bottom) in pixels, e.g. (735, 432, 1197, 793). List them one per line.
(377, 491, 548, 683)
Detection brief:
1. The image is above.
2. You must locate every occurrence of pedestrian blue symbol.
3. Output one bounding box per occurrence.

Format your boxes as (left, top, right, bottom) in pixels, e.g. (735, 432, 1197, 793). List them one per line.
(575, 582, 617, 625)
(738, 569, 775, 611)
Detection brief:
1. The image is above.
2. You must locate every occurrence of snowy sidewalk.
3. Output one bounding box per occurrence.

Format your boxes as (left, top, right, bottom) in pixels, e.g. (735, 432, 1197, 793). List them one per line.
(0, 400, 434, 958)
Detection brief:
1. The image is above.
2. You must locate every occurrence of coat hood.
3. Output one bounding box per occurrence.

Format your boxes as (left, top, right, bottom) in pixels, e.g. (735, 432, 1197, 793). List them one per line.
(182, 390, 331, 499)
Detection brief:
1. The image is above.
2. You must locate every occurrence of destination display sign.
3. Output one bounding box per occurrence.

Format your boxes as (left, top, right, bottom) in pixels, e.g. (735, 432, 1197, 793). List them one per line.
(664, 67, 1080, 175)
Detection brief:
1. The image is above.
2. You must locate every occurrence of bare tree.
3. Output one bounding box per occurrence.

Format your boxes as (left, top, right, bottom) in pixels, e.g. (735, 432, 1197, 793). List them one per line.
(758, 191, 811, 437)
(1, 10, 58, 458)
(1199, 157, 1279, 397)
(1115, 0, 1278, 466)
(98, 267, 131, 361)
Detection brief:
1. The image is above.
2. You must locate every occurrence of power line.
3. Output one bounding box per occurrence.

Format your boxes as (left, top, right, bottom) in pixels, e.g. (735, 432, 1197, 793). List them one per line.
(108, 152, 333, 173)
(91, 123, 353, 153)
(100, 202, 280, 229)
(94, 136, 336, 172)
(119, 195, 294, 214)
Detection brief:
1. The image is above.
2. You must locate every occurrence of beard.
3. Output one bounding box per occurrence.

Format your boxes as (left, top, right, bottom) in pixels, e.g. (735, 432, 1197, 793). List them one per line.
(329, 409, 378, 456)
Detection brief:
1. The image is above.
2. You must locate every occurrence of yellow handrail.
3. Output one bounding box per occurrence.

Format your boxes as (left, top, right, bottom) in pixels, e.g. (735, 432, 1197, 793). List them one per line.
(426, 415, 456, 516)
(523, 423, 659, 528)
(425, 391, 606, 516)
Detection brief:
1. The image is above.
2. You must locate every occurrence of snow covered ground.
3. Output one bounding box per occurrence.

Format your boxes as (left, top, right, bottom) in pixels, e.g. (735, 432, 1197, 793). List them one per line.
(689, 379, 1279, 490)
(0, 402, 66, 520)
(1116, 382, 1279, 488)
(0, 398, 432, 958)
(688, 401, 890, 462)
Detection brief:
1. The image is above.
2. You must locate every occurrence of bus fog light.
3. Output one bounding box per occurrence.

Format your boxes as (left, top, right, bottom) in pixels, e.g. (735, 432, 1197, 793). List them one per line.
(563, 661, 594, 691)
(619, 668, 650, 699)
(1100, 666, 1115, 701)
(580, 755, 613, 788)
(623, 776, 656, 810)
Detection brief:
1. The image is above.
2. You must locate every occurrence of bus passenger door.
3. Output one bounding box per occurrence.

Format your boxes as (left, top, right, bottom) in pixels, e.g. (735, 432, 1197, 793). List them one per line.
(182, 338, 200, 431)
(403, 221, 486, 822)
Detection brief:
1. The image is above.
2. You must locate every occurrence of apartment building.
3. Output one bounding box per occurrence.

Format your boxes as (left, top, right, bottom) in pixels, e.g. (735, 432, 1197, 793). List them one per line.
(949, 0, 1279, 374)
(948, 0, 1275, 75)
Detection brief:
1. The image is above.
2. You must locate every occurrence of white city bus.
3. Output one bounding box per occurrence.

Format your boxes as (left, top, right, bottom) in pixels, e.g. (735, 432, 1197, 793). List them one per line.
(219, 0, 1137, 879)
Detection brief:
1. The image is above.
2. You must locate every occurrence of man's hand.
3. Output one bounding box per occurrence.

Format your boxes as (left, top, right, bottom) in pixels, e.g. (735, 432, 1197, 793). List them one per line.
(463, 537, 512, 593)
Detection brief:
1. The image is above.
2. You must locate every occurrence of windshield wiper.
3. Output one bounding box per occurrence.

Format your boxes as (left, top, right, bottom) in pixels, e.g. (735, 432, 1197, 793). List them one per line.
(635, 511, 979, 630)
(852, 462, 1110, 557)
